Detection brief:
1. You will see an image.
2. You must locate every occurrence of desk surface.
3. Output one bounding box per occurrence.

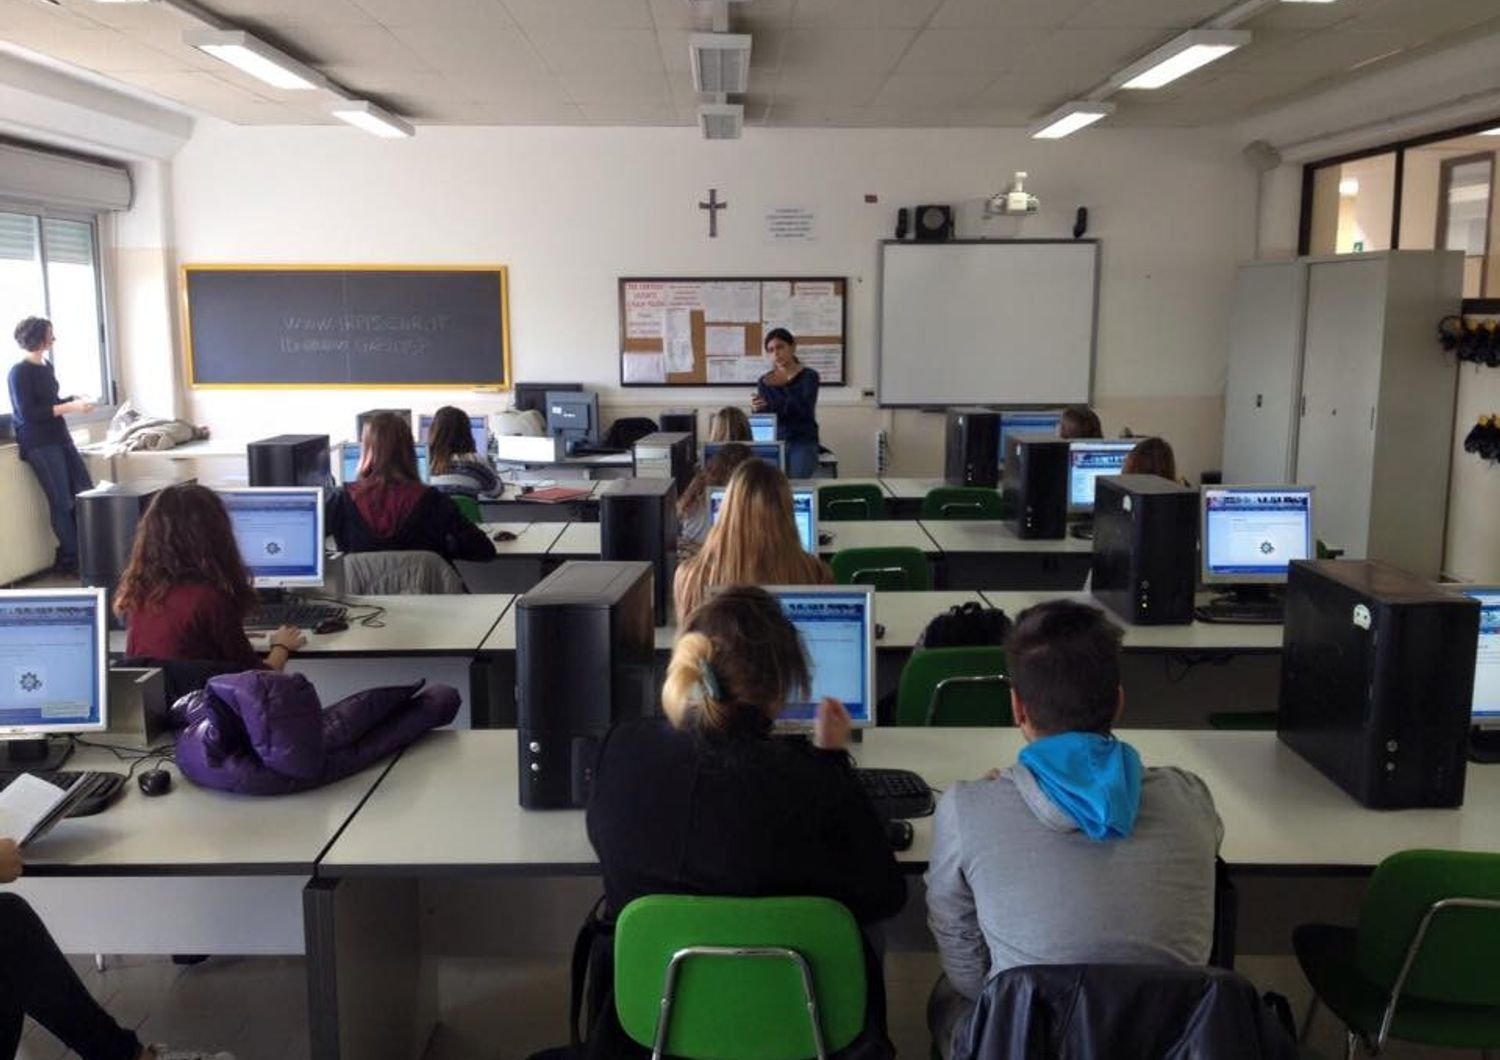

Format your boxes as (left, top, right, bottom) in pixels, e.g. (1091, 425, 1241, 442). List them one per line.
(24, 743, 392, 876)
(820, 521, 938, 556)
(82, 439, 251, 461)
(550, 522, 601, 556)
(878, 477, 952, 501)
(979, 591, 1284, 652)
(318, 728, 1500, 877)
(479, 522, 566, 556)
(920, 520, 1092, 555)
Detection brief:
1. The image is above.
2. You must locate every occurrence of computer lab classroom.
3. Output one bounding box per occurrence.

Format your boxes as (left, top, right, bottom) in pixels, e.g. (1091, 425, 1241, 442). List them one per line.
(4, 0, 1500, 1058)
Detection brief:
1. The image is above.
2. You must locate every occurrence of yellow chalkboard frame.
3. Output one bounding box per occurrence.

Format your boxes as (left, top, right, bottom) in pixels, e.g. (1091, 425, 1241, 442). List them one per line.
(181, 263, 512, 390)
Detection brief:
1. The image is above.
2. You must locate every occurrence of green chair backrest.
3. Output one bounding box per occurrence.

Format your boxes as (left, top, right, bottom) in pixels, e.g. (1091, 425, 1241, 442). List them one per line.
(614, 895, 867, 1060)
(896, 646, 1011, 726)
(920, 487, 1003, 521)
(1355, 849, 1500, 1006)
(818, 484, 886, 521)
(829, 546, 930, 592)
(450, 494, 482, 525)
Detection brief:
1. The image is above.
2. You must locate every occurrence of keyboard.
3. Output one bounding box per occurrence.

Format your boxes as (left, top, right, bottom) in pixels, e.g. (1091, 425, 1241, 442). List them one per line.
(1195, 599, 1285, 625)
(0, 770, 127, 818)
(244, 602, 347, 631)
(855, 768, 934, 820)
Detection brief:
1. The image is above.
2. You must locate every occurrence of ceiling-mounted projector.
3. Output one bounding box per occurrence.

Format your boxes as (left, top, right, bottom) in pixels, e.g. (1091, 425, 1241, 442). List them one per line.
(985, 171, 1039, 217)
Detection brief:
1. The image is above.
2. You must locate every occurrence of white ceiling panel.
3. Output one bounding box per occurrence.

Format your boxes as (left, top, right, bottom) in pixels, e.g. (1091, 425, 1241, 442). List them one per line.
(1066, 0, 1235, 31)
(351, 0, 517, 28)
(894, 29, 1039, 74)
(394, 24, 549, 77)
(557, 68, 673, 103)
(503, 0, 654, 30)
(870, 71, 993, 109)
(780, 28, 915, 72)
(930, 0, 1094, 31)
(1341, 0, 1500, 35)
(524, 27, 665, 73)
(206, 0, 377, 27)
(578, 98, 681, 124)
(772, 69, 890, 107)
(280, 24, 430, 71)
(791, 0, 945, 30)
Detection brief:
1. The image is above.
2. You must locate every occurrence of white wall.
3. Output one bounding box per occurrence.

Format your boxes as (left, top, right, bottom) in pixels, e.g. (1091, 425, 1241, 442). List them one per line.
(124, 121, 1256, 477)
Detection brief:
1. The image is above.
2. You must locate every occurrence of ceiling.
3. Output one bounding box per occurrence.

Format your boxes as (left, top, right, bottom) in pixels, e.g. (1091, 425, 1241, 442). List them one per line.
(2, 0, 1499, 130)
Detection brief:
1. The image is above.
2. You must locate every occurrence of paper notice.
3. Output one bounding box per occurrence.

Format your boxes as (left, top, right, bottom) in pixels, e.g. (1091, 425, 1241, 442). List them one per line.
(625, 305, 664, 340)
(762, 282, 792, 323)
(622, 352, 667, 384)
(701, 281, 761, 323)
(765, 207, 817, 242)
(662, 308, 695, 373)
(793, 281, 835, 297)
(789, 294, 843, 337)
(797, 344, 843, 382)
(707, 355, 772, 384)
(705, 325, 746, 357)
(662, 283, 704, 309)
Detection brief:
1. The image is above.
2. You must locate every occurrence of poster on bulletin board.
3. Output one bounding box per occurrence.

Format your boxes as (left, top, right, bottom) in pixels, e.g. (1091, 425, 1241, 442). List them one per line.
(617, 277, 846, 387)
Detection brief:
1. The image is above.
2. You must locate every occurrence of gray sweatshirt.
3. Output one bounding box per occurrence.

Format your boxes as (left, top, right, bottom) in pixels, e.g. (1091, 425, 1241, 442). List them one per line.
(924, 762, 1223, 1002)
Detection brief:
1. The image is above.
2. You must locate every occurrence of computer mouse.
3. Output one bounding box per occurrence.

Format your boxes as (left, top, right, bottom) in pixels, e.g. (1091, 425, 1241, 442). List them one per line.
(315, 617, 349, 635)
(138, 769, 172, 797)
(818, 531, 835, 546)
(884, 818, 914, 852)
(875, 623, 886, 641)
(493, 529, 518, 542)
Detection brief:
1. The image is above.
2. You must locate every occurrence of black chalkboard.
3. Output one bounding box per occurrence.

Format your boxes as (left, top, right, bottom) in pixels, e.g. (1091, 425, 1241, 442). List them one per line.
(183, 266, 510, 388)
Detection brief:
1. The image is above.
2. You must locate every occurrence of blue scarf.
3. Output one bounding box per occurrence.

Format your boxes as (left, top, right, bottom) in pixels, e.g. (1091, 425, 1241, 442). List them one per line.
(1018, 732, 1143, 840)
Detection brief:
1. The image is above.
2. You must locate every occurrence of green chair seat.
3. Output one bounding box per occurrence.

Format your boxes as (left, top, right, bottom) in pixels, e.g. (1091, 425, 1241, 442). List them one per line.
(920, 487, 1003, 521)
(818, 484, 885, 521)
(896, 646, 1010, 727)
(830, 546, 930, 592)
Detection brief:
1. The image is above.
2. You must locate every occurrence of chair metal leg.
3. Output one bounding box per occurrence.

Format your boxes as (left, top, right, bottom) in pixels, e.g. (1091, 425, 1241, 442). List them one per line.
(1298, 994, 1321, 1043)
(94, 954, 105, 973)
(1344, 1029, 1359, 1060)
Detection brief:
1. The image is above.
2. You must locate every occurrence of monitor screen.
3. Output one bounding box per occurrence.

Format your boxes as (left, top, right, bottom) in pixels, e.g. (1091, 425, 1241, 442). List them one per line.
(417, 414, 489, 456)
(1068, 440, 1137, 513)
(0, 589, 107, 736)
(1000, 410, 1063, 456)
(341, 443, 430, 485)
(748, 413, 778, 442)
(1463, 587, 1500, 728)
(703, 441, 785, 472)
(709, 487, 816, 552)
(219, 488, 325, 589)
(768, 586, 875, 727)
(1201, 486, 1314, 584)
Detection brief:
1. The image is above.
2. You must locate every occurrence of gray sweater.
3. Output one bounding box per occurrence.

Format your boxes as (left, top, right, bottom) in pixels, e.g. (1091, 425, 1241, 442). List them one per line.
(925, 761, 1223, 1002)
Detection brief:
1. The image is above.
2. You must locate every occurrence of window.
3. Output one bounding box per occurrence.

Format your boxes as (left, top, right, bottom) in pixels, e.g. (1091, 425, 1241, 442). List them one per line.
(1306, 154, 1397, 256)
(0, 209, 110, 412)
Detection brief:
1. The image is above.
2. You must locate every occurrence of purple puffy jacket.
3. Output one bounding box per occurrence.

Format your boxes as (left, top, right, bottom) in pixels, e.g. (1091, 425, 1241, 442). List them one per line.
(172, 670, 458, 795)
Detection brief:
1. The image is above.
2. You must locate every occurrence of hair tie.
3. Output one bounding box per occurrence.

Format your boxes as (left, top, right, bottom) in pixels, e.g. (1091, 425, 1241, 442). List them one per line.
(699, 660, 723, 703)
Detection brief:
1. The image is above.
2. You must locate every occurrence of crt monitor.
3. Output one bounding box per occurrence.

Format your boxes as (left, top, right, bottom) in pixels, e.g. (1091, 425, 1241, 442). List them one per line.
(1461, 586, 1500, 730)
(703, 441, 786, 473)
(999, 410, 1063, 457)
(1200, 486, 1314, 586)
(1068, 440, 1138, 514)
(546, 391, 600, 448)
(765, 585, 875, 728)
(709, 486, 817, 552)
(417, 414, 489, 456)
(0, 588, 107, 746)
(748, 413, 778, 442)
(340, 443, 430, 485)
(218, 488, 325, 589)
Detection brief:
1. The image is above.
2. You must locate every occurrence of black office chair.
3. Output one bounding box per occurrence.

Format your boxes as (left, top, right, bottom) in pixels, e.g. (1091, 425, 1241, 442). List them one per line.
(602, 417, 658, 450)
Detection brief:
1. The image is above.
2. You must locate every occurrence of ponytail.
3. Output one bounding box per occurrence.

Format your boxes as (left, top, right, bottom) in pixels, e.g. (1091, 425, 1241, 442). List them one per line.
(663, 631, 729, 729)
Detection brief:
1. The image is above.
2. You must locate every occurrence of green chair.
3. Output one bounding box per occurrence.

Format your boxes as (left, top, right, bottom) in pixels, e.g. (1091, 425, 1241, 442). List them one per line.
(830, 547, 930, 592)
(818, 484, 886, 521)
(450, 494, 483, 525)
(1294, 849, 1500, 1058)
(920, 487, 1003, 521)
(614, 895, 868, 1060)
(895, 646, 1010, 726)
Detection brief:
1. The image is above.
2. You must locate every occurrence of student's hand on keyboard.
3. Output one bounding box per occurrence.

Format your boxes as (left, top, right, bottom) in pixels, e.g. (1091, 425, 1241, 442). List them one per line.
(814, 697, 851, 752)
(270, 625, 307, 653)
(0, 838, 21, 884)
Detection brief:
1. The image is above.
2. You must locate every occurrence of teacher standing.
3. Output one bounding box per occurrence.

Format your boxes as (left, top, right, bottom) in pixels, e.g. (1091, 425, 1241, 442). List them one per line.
(752, 327, 820, 479)
(10, 317, 94, 575)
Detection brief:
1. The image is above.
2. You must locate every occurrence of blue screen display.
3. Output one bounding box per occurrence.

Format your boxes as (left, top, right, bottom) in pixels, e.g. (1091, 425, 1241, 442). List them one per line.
(1203, 488, 1313, 579)
(703, 441, 784, 472)
(0, 592, 103, 732)
(342, 443, 430, 484)
(1068, 440, 1137, 511)
(748, 413, 777, 442)
(417, 414, 488, 455)
(710, 488, 815, 552)
(774, 590, 872, 725)
(220, 489, 323, 585)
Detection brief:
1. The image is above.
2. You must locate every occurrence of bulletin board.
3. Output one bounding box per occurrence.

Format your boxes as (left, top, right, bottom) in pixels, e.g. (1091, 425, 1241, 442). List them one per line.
(618, 277, 847, 387)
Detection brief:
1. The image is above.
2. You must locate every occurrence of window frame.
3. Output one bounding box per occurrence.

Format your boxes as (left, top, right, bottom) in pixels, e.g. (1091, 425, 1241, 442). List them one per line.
(1435, 152, 1495, 298)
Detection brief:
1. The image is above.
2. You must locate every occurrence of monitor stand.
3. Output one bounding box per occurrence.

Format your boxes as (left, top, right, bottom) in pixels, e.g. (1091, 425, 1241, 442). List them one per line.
(0, 736, 74, 775)
(1068, 516, 1094, 541)
(1198, 585, 1285, 624)
(1469, 727, 1500, 764)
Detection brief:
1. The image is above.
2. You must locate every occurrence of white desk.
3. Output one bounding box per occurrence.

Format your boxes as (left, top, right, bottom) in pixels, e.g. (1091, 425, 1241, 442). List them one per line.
(549, 521, 601, 557)
(459, 522, 566, 592)
(920, 519, 1092, 591)
(979, 591, 1284, 653)
(920, 520, 1091, 556)
(819, 520, 938, 556)
(476, 521, 565, 556)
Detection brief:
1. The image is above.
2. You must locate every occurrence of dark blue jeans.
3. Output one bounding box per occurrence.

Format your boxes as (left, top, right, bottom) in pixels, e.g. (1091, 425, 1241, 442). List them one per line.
(23, 441, 92, 565)
(787, 441, 820, 479)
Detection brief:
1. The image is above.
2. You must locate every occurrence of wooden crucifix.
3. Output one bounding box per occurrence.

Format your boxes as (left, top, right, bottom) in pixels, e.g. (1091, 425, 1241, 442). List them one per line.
(699, 188, 726, 238)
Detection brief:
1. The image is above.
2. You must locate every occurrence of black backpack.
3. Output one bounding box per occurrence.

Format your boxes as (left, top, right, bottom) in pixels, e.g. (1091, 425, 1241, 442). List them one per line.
(918, 602, 1011, 649)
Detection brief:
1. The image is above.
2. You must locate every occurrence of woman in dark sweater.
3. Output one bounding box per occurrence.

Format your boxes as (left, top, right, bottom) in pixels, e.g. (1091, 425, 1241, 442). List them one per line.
(752, 327, 820, 479)
(8, 316, 94, 574)
(325, 412, 495, 561)
(116, 484, 304, 670)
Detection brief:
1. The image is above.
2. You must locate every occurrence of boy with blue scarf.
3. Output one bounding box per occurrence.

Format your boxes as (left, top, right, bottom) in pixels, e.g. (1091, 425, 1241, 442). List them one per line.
(925, 600, 1223, 1058)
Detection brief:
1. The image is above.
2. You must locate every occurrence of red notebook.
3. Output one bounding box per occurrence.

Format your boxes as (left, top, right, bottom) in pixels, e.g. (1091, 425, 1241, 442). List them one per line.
(519, 486, 592, 504)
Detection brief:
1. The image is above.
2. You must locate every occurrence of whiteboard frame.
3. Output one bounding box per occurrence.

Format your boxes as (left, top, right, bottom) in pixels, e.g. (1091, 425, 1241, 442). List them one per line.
(875, 239, 1100, 408)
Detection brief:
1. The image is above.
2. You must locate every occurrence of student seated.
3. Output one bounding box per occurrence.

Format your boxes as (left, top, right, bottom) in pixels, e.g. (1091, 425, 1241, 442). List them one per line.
(675, 442, 754, 556)
(325, 412, 495, 562)
(1058, 404, 1103, 440)
(673, 458, 833, 621)
(116, 484, 304, 671)
(706, 405, 751, 443)
(925, 600, 1222, 1058)
(1122, 436, 1188, 486)
(427, 405, 500, 497)
(0, 840, 233, 1060)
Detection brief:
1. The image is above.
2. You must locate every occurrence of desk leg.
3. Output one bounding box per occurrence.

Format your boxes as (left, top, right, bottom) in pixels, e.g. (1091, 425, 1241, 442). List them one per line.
(305, 878, 435, 1060)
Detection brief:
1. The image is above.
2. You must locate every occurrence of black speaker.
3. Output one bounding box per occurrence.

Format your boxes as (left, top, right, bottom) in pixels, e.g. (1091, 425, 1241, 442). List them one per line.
(1279, 560, 1476, 809)
(247, 434, 330, 488)
(516, 561, 656, 809)
(599, 478, 678, 626)
(913, 204, 953, 242)
(78, 479, 187, 629)
(944, 407, 1000, 488)
(1003, 434, 1069, 539)
(895, 208, 909, 240)
(1091, 476, 1198, 626)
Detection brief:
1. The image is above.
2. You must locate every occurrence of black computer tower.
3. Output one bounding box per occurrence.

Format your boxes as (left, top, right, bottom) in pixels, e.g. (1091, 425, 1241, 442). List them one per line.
(517, 561, 656, 809)
(633, 432, 695, 495)
(1091, 476, 1198, 625)
(247, 434, 330, 488)
(1003, 434, 1069, 539)
(1279, 560, 1476, 809)
(599, 478, 678, 626)
(659, 409, 698, 453)
(945, 407, 1001, 488)
(78, 479, 187, 628)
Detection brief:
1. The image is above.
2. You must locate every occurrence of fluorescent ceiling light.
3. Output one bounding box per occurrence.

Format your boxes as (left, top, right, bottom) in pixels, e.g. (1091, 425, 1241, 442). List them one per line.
(1118, 30, 1250, 90)
(330, 100, 413, 138)
(1482, 126, 1500, 136)
(690, 33, 752, 95)
(183, 29, 323, 91)
(1031, 100, 1114, 139)
(1338, 178, 1359, 196)
(698, 103, 743, 140)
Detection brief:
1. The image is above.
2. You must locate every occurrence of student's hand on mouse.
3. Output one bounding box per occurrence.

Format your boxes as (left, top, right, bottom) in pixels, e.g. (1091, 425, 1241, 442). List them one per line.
(270, 625, 306, 652)
(0, 838, 22, 884)
(814, 697, 852, 751)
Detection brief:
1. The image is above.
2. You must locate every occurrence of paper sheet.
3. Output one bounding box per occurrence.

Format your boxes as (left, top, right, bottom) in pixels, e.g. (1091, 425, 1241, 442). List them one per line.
(662, 308, 695, 373)
(762, 282, 792, 324)
(797, 344, 843, 382)
(0, 773, 65, 846)
(623, 284, 668, 339)
(789, 294, 843, 337)
(794, 281, 835, 297)
(622, 352, 667, 384)
(701, 281, 761, 323)
(705, 325, 746, 357)
(707, 355, 771, 384)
